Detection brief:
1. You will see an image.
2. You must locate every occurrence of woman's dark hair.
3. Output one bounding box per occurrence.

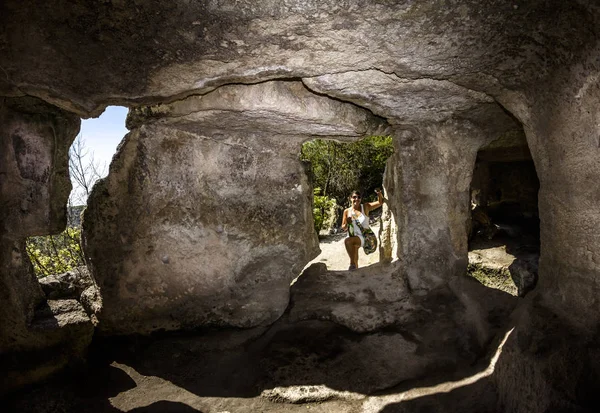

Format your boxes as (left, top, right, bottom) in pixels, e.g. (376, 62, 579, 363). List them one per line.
(349, 190, 362, 207)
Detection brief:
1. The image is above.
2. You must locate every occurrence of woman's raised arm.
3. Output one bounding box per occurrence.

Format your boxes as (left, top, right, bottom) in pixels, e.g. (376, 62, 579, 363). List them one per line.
(365, 189, 383, 214)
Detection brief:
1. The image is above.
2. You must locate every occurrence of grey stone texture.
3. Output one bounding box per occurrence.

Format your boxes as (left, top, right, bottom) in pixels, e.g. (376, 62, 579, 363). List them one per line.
(0, 1, 595, 117)
(84, 80, 385, 335)
(0, 97, 80, 351)
(492, 43, 600, 413)
(0, 97, 93, 395)
(0, 0, 598, 410)
(0, 97, 78, 237)
(38, 267, 94, 300)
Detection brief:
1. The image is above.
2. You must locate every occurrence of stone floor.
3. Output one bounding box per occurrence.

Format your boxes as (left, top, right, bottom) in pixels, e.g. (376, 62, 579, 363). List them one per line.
(5, 319, 512, 413)
(5, 224, 529, 413)
(6, 264, 518, 413)
(467, 227, 540, 296)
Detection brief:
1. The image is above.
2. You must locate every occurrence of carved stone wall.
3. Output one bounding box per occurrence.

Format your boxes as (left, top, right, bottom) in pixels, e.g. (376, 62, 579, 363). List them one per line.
(384, 122, 493, 290)
(0, 0, 598, 409)
(83, 81, 386, 335)
(0, 97, 93, 394)
(493, 44, 600, 412)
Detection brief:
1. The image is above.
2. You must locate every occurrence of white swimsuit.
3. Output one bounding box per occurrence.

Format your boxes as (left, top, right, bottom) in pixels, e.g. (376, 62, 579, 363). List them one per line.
(348, 204, 370, 247)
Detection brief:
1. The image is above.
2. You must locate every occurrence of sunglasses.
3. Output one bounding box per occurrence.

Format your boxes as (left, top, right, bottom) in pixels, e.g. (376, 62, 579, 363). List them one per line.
(351, 196, 361, 199)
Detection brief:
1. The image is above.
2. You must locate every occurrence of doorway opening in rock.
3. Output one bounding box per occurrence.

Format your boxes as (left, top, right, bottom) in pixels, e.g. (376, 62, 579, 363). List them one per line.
(299, 135, 394, 273)
(467, 130, 540, 297)
(26, 106, 129, 289)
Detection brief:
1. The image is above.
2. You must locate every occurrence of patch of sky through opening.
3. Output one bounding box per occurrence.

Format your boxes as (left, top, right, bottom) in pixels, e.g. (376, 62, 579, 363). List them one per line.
(70, 106, 129, 206)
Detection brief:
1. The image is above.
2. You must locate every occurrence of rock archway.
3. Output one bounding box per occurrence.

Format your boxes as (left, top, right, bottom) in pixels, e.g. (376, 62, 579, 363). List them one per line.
(1, 1, 599, 411)
(83, 80, 387, 334)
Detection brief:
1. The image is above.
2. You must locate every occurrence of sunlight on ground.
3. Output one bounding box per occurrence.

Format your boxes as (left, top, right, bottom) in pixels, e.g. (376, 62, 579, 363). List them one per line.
(361, 327, 515, 412)
(305, 222, 381, 272)
(109, 327, 514, 412)
(109, 362, 207, 412)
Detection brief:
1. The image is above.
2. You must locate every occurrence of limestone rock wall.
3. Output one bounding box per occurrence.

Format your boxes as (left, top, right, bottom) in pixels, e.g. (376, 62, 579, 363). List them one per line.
(493, 44, 600, 413)
(83, 81, 386, 335)
(383, 123, 494, 290)
(0, 97, 93, 394)
(304, 70, 524, 290)
(0, 1, 595, 117)
(0, 0, 598, 408)
(0, 97, 79, 350)
(0, 97, 76, 238)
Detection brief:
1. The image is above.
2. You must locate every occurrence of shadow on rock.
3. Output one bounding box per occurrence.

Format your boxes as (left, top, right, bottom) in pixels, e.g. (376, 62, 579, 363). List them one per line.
(4, 264, 520, 412)
(89, 272, 518, 404)
(4, 363, 136, 413)
(128, 401, 203, 413)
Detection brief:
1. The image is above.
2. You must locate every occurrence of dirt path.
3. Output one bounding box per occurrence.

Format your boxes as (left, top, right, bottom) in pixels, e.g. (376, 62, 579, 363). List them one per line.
(304, 223, 380, 271)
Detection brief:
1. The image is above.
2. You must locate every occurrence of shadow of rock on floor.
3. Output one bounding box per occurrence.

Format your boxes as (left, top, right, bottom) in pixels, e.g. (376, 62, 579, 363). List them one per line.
(4, 264, 519, 413)
(5, 363, 136, 413)
(128, 401, 204, 413)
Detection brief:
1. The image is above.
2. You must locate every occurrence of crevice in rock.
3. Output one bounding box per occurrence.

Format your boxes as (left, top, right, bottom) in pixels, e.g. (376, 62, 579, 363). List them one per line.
(125, 77, 392, 137)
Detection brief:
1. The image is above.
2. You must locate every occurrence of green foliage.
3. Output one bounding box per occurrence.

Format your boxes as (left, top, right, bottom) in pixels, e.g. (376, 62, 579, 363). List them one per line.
(312, 188, 336, 233)
(26, 227, 85, 278)
(300, 135, 394, 206)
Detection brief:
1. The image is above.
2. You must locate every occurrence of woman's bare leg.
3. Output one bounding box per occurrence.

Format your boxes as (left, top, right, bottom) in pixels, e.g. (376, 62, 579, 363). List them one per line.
(345, 236, 361, 267)
(344, 237, 354, 263)
(353, 243, 360, 268)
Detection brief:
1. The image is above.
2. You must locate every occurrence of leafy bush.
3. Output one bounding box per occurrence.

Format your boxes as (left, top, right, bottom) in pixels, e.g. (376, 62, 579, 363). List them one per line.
(300, 136, 393, 207)
(25, 134, 103, 278)
(26, 227, 85, 278)
(312, 188, 337, 233)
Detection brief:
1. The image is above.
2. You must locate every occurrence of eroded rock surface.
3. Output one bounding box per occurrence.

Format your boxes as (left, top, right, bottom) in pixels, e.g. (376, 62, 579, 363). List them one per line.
(84, 81, 385, 335)
(38, 267, 94, 300)
(0, 1, 596, 117)
(290, 262, 415, 332)
(0, 97, 94, 395)
(5, 266, 518, 412)
(0, 0, 599, 410)
(0, 97, 78, 237)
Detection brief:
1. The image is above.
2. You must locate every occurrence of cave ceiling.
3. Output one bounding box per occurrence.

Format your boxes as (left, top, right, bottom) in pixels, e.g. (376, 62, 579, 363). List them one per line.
(0, 0, 597, 131)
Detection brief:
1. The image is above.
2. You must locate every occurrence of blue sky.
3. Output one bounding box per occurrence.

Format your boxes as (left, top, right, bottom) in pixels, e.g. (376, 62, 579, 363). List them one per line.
(79, 106, 129, 177)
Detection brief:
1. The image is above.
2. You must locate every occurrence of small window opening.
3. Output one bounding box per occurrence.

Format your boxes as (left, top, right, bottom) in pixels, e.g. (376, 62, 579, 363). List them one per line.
(467, 131, 540, 297)
(299, 135, 394, 273)
(26, 106, 129, 280)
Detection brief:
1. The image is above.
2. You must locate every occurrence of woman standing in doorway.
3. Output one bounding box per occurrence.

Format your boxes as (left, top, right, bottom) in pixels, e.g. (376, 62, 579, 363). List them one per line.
(341, 189, 383, 270)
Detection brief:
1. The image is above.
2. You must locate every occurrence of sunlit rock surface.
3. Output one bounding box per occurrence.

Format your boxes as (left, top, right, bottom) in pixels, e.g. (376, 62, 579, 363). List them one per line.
(83, 81, 385, 335)
(0, 0, 599, 410)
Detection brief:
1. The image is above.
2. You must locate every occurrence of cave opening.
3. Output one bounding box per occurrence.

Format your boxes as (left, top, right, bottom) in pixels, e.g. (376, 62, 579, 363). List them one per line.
(298, 135, 394, 272)
(467, 129, 540, 297)
(25, 106, 128, 281)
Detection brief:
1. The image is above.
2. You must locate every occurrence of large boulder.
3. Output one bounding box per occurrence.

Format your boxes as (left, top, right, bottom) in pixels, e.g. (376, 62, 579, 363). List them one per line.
(83, 80, 386, 335)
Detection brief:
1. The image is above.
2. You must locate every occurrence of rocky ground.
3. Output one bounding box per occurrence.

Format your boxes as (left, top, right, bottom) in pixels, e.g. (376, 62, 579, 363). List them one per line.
(6, 309, 510, 413)
(467, 229, 539, 297)
(5, 226, 525, 413)
(5, 225, 533, 413)
(304, 223, 538, 299)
